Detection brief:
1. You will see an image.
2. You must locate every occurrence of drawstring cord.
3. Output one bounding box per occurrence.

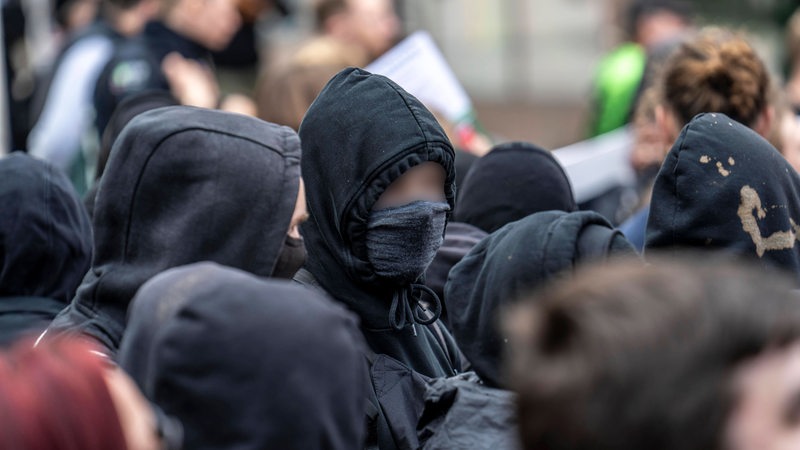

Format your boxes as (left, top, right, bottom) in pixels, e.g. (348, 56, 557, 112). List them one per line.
(388, 283, 442, 335)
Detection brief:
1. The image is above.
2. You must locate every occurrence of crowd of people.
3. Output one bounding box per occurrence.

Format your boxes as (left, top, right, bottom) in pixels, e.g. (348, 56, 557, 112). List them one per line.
(3, 0, 800, 449)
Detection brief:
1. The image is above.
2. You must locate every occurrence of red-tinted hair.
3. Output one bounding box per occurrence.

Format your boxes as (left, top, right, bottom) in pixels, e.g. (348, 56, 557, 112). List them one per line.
(0, 339, 128, 450)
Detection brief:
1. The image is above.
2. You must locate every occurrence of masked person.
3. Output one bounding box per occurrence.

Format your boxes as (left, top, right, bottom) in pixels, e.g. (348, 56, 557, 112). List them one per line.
(297, 67, 462, 378)
(42, 106, 306, 354)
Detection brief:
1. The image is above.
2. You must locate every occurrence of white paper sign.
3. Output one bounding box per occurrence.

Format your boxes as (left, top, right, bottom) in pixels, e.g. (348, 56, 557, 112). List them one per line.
(552, 127, 636, 203)
(366, 31, 473, 124)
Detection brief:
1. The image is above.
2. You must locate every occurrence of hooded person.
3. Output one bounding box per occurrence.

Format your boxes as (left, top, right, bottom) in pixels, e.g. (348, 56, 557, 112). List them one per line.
(646, 113, 800, 280)
(118, 262, 367, 450)
(0, 153, 93, 346)
(43, 106, 306, 354)
(453, 142, 578, 234)
(297, 67, 463, 379)
(445, 210, 636, 388)
(84, 90, 180, 218)
(424, 221, 488, 322)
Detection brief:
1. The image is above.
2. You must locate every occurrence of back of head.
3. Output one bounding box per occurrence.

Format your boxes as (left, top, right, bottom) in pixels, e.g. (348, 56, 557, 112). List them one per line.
(257, 37, 368, 131)
(0, 338, 128, 450)
(660, 27, 770, 128)
(505, 256, 800, 450)
(51, 106, 301, 351)
(445, 210, 635, 387)
(0, 152, 92, 303)
(119, 262, 367, 450)
(454, 142, 577, 234)
(646, 113, 800, 281)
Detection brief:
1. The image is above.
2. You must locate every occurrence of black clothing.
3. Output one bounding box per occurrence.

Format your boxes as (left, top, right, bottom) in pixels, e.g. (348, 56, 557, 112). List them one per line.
(454, 141, 577, 233)
(46, 106, 301, 353)
(93, 21, 211, 137)
(0, 152, 92, 345)
(119, 262, 368, 450)
(646, 113, 800, 281)
(297, 67, 462, 379)
(445, 211, 635, 387)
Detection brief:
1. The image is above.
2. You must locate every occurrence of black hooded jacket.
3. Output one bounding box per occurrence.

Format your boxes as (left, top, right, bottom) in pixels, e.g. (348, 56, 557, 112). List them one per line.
(118, 262, 368, 450)
(445, 211, 635, 387)
(46, 106, 301, 353)
(297, 67, 462, 378)
(646, 113, 800, 280)
(0, 153, 92, 346)
(454, 141, 578, 233)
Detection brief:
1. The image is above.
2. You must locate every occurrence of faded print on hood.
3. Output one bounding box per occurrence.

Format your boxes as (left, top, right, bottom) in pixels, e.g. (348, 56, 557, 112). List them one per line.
(646, 113, 800, 280)
(47, 106, 301, 352)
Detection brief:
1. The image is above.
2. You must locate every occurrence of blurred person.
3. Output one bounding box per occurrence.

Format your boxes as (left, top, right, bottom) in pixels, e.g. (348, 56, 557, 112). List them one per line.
(0, 337, 176, 450)
(506, 257, 800, 450)
(93, 0, 241, 138)
(588, 0, 692, 137)
(454, 142, 578, 234)
(620, 28, 774, 251)
(28, 0, 160, 193)
(646, 112, 800, 280)
(655, 28, 773, 143)
(119, 262, 367, 450)
(445, 210, 635, 388)
(84, 89, 179, 218)
(43, 106, 306, 354)
(618, 87, 670, 252)
(0, 153, 92, 347)
(784, 7, 800, 113)
(778, 103, 800, 173)
(257, 36, 368, 131)
(314, 0, 400, 62)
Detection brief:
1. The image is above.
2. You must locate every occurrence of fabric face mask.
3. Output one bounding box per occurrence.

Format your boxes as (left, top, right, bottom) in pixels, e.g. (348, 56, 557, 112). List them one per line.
(366, 200, 450, 285)
(272, 235, 307, 279)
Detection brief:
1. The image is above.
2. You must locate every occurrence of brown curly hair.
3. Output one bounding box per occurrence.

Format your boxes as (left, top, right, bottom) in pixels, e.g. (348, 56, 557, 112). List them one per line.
(660, 28, 770, 128)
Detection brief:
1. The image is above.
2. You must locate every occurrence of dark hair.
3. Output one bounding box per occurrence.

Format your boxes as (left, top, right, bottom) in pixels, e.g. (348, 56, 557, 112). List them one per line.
(314, 0, 348, 31)
(660, 28, 771, 128)
(506, 255, 800, 450)
(626, 0, 693, 39)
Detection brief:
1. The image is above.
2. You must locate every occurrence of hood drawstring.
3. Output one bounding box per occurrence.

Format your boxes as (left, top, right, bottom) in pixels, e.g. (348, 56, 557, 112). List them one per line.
(388, 283, 442, 336)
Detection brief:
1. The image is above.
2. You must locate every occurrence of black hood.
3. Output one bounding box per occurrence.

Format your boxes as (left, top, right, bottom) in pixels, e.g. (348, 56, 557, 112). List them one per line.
(425, 221, 488, 323)
(445, 211, 635, 387)
(118, 262, 367, 450)
(298, 67, 460, 377)
(454, 141, 577, 233)
(646, 113, 800, 281)
(48, 106, 301, 352)
(0, 152, 92, 302)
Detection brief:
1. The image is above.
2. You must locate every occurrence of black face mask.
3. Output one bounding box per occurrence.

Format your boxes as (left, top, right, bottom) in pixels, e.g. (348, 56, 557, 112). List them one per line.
(272, 235, 307, 279)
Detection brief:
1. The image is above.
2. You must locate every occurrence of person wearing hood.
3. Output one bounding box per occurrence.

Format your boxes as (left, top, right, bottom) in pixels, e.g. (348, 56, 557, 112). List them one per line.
(297, 67, 463, 380)
(118, 262, 367, 450)
(0, 153, 92, 347)
(453, 141, 578, 234)
(646, 112, 800, 280)
(43, 106, 307, 354)
(445, 210, 635, 388)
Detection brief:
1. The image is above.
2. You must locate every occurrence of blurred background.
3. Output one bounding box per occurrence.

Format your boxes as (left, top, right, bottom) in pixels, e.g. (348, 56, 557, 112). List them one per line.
(4, 0, 800, 151)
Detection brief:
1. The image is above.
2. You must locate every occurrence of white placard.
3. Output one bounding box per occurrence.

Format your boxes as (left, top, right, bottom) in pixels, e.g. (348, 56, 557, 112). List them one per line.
(366, 31, 473, 124)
